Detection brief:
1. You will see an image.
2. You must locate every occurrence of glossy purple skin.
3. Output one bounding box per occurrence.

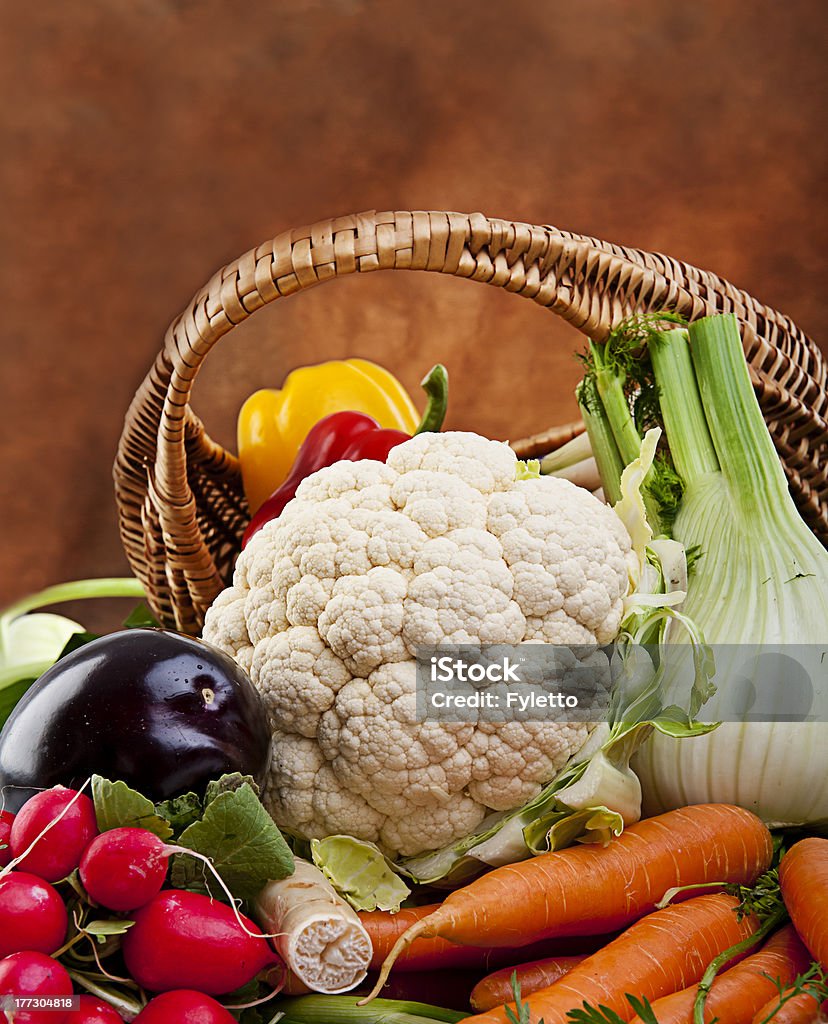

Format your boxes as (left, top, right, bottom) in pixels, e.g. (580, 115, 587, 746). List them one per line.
(0, 629, 272, 812)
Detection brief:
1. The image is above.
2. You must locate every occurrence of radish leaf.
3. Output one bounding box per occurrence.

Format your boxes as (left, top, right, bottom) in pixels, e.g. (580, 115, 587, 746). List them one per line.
(172, 782, 294, 899)
(92, 775, 173, 841)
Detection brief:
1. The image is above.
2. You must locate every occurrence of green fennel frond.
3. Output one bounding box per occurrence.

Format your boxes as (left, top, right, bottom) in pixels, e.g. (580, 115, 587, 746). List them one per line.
(597, 314, 687, 446)
(575, 364, 601, 412)
(585, 311, 687, 382)
(633, 378, 662, 436)
(645, 455, 685, 534)
(607, 310, 687, 352)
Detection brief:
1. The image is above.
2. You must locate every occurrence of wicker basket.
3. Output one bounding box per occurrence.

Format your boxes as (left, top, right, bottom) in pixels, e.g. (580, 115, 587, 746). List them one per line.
(114, 210, 828, 634)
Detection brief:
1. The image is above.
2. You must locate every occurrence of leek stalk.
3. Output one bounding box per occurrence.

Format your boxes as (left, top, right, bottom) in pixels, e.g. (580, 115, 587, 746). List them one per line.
(275, 996, 463, 1023)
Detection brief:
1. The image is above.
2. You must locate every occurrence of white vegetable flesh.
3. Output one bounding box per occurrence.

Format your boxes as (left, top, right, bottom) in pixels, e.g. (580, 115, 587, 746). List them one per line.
(254, 859, 372, 994)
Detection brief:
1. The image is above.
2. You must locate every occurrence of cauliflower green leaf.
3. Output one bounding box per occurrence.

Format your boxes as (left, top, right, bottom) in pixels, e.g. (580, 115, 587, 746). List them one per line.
(311, 835, 411, 912)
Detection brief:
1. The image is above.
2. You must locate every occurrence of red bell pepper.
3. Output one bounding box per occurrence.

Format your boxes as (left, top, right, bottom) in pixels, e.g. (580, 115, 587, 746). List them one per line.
(242, 365, 448, 546)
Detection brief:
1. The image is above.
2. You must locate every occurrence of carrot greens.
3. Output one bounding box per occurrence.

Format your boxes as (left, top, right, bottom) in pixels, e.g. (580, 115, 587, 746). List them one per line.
(571, 861, 812, 1024)
(565, 995, 658, 1024)
(506, 974, 547, 1024)
(690, 905, 786, 1024)
(753, 962, 828, 1024)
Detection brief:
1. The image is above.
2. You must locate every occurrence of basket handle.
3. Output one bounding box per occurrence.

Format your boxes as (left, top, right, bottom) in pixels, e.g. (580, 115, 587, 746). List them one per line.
(114, 209, 826, 632)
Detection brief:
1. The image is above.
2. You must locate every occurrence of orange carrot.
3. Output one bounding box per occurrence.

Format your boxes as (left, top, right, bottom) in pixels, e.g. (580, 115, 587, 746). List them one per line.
(752, 989, 825, 1023)
(628, 924, 812, 1024)
(365, 805, 771, 996)
(457, 893, 758, 1024)
(363, 903, 475, 970)
(470, 955, 588, 1012)
(360, 904, 606, 972)
(779, 837, 828, 968)
(369, 970, 483, 1010)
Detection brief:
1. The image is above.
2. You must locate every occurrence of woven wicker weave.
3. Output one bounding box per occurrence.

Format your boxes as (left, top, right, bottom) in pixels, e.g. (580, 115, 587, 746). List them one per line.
(114, 210, 828, 634)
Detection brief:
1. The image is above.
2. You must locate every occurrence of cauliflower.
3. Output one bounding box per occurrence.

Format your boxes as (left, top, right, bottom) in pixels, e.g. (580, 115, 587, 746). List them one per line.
(203, 432, 633, 858)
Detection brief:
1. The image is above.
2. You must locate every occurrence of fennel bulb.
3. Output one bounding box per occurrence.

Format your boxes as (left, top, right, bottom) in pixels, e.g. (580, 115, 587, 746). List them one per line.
(579, 313, 828, 825)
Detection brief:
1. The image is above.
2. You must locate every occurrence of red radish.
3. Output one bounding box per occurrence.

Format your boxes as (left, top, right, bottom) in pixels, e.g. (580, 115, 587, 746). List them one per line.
(79, 827, 263, 916)
(0, 810, 13, 867)
(122, 890, 280, 995)
(68, 997, 124, 1023)
(133, 991, 237, 1023)
(79, 828, 169, 912)
(0, 952, 73, 1024)
(9, 786, 98, 882)
(0, 871, 68, 958)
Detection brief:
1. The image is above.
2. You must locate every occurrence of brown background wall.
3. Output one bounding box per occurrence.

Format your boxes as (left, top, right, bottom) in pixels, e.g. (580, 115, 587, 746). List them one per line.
(1, 0, 826, 629)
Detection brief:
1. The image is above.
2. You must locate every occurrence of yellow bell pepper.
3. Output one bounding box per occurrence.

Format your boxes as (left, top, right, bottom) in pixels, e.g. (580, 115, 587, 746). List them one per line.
(238, 358, 421, 512)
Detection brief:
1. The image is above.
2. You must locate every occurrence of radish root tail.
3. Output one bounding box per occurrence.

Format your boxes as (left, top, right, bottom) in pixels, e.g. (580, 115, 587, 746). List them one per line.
(164, 844, 287, 945)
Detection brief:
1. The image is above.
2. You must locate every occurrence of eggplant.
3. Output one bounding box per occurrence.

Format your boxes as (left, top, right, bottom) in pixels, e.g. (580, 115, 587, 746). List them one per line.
(0, 629, 272, 812)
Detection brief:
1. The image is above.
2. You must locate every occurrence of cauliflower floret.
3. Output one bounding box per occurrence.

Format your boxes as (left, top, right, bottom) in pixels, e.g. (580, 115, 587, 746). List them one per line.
(488, 477, 630, 644)
(404, 561, 526, 647)
(466, 718, 589, 809)
(263, 730, 326, 835)
(294, 459, 397, 504)
(318, 567, 409, 675)
(202, 586, 255, 673)
(317, 663, 476, 813)
(379, 795, 487, 857)
(203, 431, 632, 858)
(251, 626, 350, 737)
(391, 471, 488, 536)
(310, 764, 387, 843)
(387, 430, 517, 493)
(264, 735, 387, 844)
